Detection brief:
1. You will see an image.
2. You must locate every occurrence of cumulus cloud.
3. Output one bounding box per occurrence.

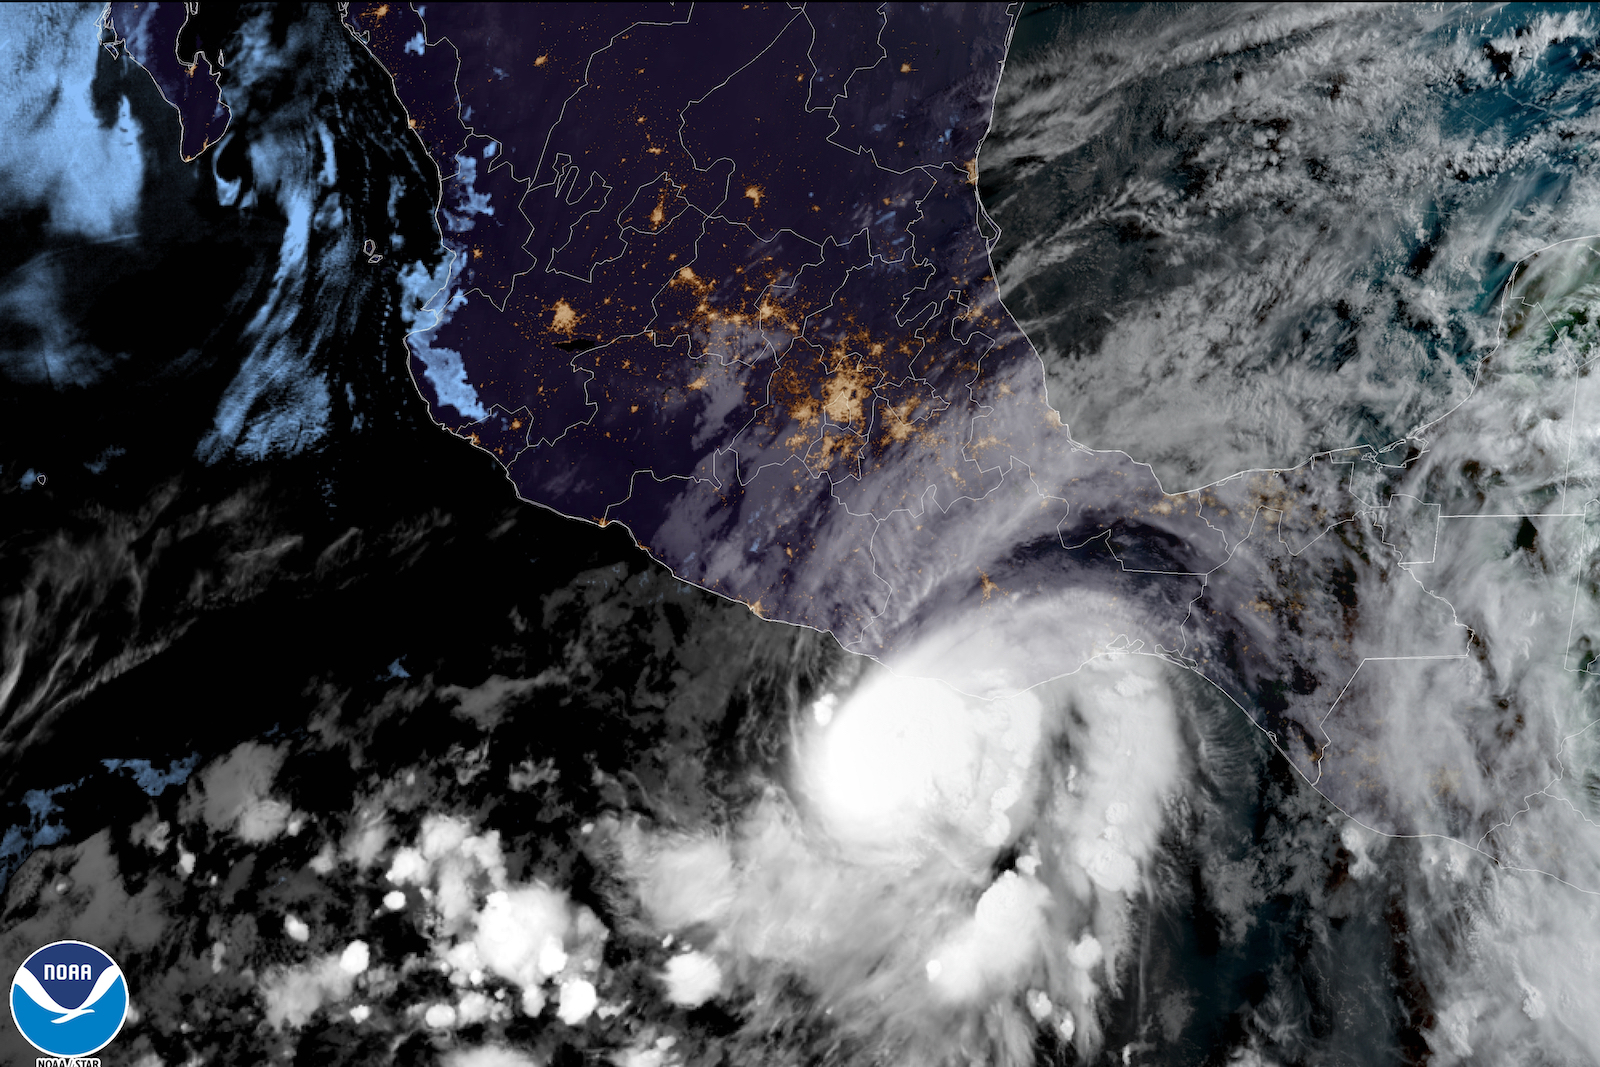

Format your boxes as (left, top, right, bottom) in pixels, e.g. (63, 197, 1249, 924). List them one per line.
(441, 674, 542, 728)
(339, 940, 370, 975)
(661, 951, 723, 1008)
(386, 813, 508, 928)
(381, 811, 608, 1022)
(342, 810, 391, 868)
(443, 1049, 542, 1067)
(557, 978, 599, 1024)
(260, 952, 364, 1029)
(628, 834, 737, 930)
(190, 742, 295, 843)
(1051, 659, 1185, 898)
(475, 887, 574, 989)
(924, 871, 1051, 1002)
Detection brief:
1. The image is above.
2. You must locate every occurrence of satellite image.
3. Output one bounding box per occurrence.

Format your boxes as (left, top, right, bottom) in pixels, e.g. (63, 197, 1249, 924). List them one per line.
(4, 2, 1600, 1064)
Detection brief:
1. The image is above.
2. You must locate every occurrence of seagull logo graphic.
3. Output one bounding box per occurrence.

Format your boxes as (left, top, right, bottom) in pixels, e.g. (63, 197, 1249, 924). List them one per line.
(10, 940, 130, 1057)
(13, 964, 122, 1023)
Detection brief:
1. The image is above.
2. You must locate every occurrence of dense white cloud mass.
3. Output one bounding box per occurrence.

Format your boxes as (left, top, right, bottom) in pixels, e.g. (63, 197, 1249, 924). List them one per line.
(661, 951, 723, 1008)
(802, 674, 1041, 856)
(442, 1047, 541, 1067)
(187, 741, 295, 843)
(608, 653, 1195, 1063)
(0, 3, 144, 388)
(0, 6, 144, 242)
(376, 813, 608, 1016)
(261, 951, 364, 1029)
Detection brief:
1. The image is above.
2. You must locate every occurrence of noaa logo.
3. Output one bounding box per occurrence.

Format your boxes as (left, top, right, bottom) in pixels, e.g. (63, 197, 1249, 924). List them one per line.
(9, 941, 128, 1058)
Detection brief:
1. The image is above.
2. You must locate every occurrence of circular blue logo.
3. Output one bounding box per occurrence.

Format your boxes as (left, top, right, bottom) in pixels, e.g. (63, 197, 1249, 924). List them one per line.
(9, 940, 128, 1057)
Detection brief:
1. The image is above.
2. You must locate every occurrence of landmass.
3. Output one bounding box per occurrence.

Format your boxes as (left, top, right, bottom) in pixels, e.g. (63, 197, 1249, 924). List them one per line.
(101, 2, 1600, 890)
(104, 2, 231, 162)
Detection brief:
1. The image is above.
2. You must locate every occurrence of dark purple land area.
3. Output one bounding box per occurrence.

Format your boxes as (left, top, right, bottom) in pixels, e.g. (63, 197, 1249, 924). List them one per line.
(106, 2, 230, 162)
(332, 3, 1487, 840)
(339, 2, 1036, 629)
